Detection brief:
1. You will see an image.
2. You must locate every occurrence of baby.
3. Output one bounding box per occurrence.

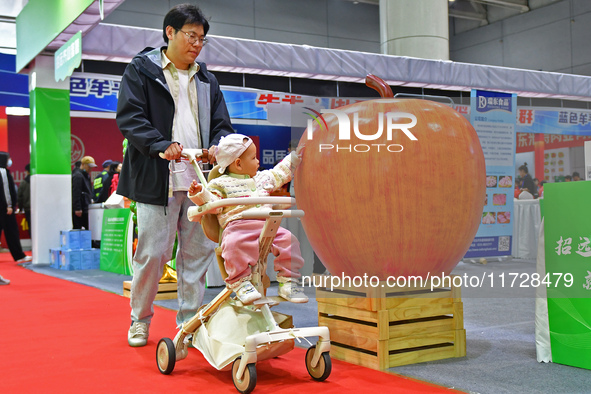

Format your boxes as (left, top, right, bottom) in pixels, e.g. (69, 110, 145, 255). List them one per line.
(188, 134, 307, 304)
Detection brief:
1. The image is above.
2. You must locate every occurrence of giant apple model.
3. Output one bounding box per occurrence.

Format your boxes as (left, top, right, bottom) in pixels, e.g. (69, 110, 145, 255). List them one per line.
(295, 75, 485, 279)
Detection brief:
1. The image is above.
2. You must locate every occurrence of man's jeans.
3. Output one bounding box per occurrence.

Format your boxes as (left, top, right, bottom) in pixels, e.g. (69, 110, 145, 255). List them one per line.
(131, 191, 216, 326)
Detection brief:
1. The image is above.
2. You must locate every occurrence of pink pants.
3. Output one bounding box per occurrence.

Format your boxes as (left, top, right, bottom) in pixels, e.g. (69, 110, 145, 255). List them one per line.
(221, 219, 304, 285)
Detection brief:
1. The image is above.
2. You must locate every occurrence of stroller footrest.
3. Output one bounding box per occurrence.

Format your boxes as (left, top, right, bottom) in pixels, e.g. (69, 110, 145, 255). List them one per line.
(252, 296, 282, 307)
(244, 326, 331, 353)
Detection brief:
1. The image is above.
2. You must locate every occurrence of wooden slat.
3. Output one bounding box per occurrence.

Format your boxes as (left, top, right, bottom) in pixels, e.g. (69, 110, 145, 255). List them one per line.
(328, 328, 378, 353)
(154, 291, 178, 300)
(454, 329, 467, 357)
(388, 330, 455, 352)
(123, 281, 177, 292)
(389, 316, 454, 338)
(330, 344, 380, 370)
(377, 340, 389, 370)
(318, 302, 378, 323)
(316, 288, 374, 311)
(388, 344, 457, 368)
(387, 302, 454, 321)
(318, 315, 379, 338)
(453, 302, 464, 329)
(384, 292, 453, 309)
(452, 282, 462, 302)
(157, 282, 178, 291)
(123, 281, 178, 300)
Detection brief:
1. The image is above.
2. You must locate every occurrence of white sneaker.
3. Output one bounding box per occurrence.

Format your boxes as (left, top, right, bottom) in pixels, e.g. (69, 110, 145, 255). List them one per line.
(235, 280, 261, 304)
(16, 256, 32, 263)
(0, 274, 10, 285)
(278, 279, 308, 303)
(128, 321, 149, 347)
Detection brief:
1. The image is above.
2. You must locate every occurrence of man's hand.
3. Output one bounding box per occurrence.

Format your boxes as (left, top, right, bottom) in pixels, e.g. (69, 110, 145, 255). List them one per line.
(75, 210, 82, 217)
(7, 207, 13, 215)
(206, 145, 217, 164)
(162, 142, 183, 161)
(188, 180, 203, 196)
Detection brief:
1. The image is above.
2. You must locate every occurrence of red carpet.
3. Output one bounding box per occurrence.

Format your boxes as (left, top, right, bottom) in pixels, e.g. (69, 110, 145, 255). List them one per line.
(0, 255, 461, 393)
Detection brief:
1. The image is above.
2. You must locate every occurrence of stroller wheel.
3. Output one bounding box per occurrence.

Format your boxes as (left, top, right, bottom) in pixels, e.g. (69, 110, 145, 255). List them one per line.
(305, 345, 332, 382)
(156, 338, 176, 375)
(232, 357, 257, 394)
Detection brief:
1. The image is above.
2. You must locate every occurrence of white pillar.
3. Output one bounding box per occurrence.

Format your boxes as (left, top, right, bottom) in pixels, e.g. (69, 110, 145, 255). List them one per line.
(379, 0, 449, 60)
(28, 55, 72, 265)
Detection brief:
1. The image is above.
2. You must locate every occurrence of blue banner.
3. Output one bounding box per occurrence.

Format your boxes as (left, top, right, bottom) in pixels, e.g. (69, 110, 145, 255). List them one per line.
(516, 108, 591, 136)
(466, 90, 517, 258)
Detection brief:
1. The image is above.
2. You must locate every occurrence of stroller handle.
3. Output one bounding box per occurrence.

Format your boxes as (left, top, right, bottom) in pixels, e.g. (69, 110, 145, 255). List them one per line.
(159, 148, 209, 186)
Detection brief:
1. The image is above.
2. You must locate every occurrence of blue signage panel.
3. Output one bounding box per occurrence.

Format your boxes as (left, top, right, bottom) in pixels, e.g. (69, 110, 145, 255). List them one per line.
(466, 90, 517, 258)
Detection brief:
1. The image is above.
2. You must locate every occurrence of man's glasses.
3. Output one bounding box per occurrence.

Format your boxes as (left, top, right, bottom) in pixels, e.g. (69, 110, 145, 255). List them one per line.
(177, 29, 208, 46)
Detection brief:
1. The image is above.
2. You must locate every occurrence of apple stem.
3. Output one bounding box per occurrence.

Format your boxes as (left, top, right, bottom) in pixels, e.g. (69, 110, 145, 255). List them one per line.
(365, 74, 394, 98)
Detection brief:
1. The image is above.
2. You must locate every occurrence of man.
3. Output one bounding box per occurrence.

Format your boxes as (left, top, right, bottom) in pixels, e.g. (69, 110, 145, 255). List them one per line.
(93, 160, 112, 201)
(116, 4, 234, 347)
(72, 156, 96, 229)
(17, 163, 31, 235)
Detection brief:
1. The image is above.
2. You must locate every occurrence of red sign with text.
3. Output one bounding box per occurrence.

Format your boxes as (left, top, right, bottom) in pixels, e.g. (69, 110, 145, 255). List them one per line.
(516, 132, 591, 153)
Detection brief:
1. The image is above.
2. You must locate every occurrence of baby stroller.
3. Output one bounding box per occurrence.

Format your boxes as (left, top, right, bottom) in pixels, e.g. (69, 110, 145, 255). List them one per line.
(155, 149, 331, 394)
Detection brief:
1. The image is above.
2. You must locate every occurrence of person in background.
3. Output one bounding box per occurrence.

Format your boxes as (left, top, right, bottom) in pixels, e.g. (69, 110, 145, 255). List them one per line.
(96, 161, 121, 203)
(72, 156, 97, 229)
(109, 162, 122, 195)
(17, 163, 31, 236)
(0, 152, 31, 263)
(538, 180, 545, 198)
(518, 163, 537, 197)
(93, 160, 112, 201)
(573, 172, 581, 181)
(514, 177, 522, 199)
(564, 175, 572, 182)
(533, 178, 541, 199)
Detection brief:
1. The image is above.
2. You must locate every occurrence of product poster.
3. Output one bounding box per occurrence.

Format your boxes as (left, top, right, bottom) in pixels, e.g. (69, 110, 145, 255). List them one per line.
(466, 90, 516, 258)
(99, 208, 133, 275)
(543, 182, 591, 370)
(543, 148, 570, 182)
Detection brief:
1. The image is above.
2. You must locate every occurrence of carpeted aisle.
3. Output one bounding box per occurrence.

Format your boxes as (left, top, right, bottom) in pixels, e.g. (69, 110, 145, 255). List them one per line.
(0, 256, 460, 393)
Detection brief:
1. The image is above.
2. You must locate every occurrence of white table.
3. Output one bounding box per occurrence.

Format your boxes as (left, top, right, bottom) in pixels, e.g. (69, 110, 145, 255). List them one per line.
(512, 199, 542, 259)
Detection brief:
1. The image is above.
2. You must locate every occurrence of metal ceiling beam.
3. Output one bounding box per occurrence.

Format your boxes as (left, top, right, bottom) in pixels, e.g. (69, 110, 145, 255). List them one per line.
(448, 9, 488, 24)
(472, 0, 529, 12)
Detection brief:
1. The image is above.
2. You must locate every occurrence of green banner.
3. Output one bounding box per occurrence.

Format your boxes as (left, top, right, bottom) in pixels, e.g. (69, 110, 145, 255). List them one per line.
(100, 208, 133, 275)
(16, 0, 93, 73)
(55, 31, 82, 82)
(544, 181, 591, 370)
(29, 87, 71, 175)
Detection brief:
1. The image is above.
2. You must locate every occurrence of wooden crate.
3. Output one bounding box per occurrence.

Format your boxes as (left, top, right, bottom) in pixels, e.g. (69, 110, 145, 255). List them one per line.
(123, 281, 178, 300)
(315, 275, 466, 370)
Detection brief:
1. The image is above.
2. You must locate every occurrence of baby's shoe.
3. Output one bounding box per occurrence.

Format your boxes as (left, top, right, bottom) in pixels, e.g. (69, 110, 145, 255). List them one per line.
(235, 280, 262, 304)
(278, 277, 308, 303)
